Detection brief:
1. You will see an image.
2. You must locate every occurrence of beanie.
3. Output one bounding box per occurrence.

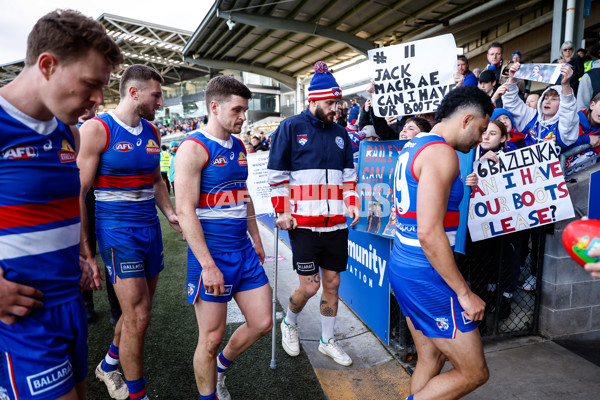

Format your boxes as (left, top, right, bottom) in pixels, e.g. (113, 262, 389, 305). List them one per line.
(307, 61, 342, 102)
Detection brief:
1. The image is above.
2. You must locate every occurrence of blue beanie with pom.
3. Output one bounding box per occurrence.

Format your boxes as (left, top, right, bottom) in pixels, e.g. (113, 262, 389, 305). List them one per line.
(308, 61, 342, 102)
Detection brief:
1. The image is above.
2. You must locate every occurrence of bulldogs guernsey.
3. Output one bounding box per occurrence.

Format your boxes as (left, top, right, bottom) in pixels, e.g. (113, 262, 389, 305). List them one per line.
(0, 96, 80, 306)
(93, 111, 161, 228)
(391, 133, 463, 267)
(186, 129, 250, 252)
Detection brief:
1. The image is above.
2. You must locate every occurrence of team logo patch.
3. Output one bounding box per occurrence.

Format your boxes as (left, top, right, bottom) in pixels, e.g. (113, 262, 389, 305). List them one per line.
(230, 152, 235, 160)
(296, 261, 316, 272)
(213, 156, 229, 166)
(120, 261, 144, 274)
(332, 87, 342, 98)
(238, 152, 248, 166)
(26, 360, 73, 396)
(297, 134, 308, 146)
(205, 284, 233, 297)
(335, 136, 344, 149)
(146, 139, 161, 154)
(136, 138, 143, 146)
(187, 283, 196, 296)
(114, 142, 134, 152)
(461, 311, 473, 325)
(435, 317, 449, 331)
(59, 140, 76, 163)
(1, 146, 38, 160)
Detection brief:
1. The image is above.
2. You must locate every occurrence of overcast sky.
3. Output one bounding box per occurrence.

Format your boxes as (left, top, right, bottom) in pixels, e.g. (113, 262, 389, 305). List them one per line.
(0, 0, 215, 64)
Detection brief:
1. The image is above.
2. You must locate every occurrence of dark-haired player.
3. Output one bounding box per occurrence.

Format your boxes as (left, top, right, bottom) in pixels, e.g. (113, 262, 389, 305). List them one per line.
(391, 86, 493, 400)
(78, 64, 180, 400)
(175, 76, 272, 400)
(0, 9, 122, 400)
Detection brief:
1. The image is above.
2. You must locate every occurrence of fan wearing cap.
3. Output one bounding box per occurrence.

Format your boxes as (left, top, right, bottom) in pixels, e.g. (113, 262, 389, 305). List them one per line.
(268, 61, 360, 367)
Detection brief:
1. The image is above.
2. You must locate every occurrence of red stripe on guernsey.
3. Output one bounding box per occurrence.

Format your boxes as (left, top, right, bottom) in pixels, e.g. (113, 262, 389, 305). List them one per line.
(451, 298, 457, 339)
(129, 388, 147, 399)
(396, 210, 460, 228)
(149, 123, 160, 142)
(410, 141, 453, 182)
(187, 138, 210, 168)
(0, 196, 79, 229)
(198, 188, 248, 207)
(93, 117, 111, 153)
(290, 184, 344, 201)
(293, 214, 347, 227)
(6, 353, 19, 399)
(94, 174, 154, 188)
(272, 196, 290, 213)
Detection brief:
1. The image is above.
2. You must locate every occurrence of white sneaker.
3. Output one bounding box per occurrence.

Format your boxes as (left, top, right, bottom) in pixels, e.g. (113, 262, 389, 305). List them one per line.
(216, 376, 231, 400)
(95, 361, 129, 400)
(281, 319, 300, 356)
(318, 337, 352, 366)
(520, 275, 537, 292)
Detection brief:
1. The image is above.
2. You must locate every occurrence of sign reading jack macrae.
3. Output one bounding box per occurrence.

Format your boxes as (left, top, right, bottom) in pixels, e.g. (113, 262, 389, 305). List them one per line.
(468, 142, 575, 241)
(368, 34, 457, 118)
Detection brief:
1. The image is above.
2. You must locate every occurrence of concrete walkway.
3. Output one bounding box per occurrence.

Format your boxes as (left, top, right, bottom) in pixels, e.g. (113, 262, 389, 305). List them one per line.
(258, 223, 600, 399)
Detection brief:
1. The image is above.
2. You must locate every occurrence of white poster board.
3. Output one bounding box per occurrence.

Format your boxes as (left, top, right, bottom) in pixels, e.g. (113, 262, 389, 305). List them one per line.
(468, 142, 575, 241)
(246, 151, 273, 214)
(368, 34, 457, 118)
(513, 63, 563, 84)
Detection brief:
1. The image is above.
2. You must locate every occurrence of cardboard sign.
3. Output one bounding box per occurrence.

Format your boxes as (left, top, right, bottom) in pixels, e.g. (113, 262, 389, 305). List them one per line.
(468, 142, 575, 241)
(368, 34, 457, 117)
(513, 63, 563, 84)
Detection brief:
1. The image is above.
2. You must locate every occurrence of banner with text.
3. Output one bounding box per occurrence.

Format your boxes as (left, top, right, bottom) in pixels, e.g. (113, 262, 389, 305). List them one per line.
(368, 34, 457, 118)
(468, 142, 575, 241)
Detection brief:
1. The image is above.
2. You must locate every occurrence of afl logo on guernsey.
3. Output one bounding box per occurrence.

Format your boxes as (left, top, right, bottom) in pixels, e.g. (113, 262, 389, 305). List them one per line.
(146, 139, 161, 154)
(114, 142, 134, 152)
(238, 152, 247, 166)
(213, 156, 229, 166)
(297, 134, 308, 146)
(1, 146, 38, 159)
(335, 136, 344, 149)
(59, 140, 76, 163)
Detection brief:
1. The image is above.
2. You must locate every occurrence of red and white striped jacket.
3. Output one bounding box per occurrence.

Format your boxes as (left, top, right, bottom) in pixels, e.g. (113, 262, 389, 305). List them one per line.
(267, 110, 358, 231)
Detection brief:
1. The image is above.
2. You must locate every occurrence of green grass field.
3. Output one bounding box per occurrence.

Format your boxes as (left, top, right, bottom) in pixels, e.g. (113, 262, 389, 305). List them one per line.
(85, 203, 326, 399)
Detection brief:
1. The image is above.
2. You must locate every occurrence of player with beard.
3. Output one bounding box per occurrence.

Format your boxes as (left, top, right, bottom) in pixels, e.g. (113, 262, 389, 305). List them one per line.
(268, 61, 360, 366)
(78, 64, 181, 400)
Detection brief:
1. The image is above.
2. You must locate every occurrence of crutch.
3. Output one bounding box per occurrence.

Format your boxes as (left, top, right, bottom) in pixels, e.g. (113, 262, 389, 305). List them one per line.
(270, 215, 279, 369)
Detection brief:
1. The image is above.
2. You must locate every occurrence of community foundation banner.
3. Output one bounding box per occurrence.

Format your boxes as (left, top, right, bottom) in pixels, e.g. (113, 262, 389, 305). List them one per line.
(368, 34, 457, 118)
(468, 142, 575, 241)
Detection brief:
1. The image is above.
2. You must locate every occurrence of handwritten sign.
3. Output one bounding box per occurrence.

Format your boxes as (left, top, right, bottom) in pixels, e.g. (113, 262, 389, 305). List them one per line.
(513, 63, 562, 84)
(246, 151, 273, 214)
(368, 34, 457, 118)
(468, 142, 575, 241)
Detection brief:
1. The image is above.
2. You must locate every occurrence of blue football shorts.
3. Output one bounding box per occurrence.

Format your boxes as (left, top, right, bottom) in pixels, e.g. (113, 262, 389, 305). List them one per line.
(97, 224, 164, 284)
(0, 296, 87, 399)
(187, 242, 269, 304)
(389, 261, 478, 339)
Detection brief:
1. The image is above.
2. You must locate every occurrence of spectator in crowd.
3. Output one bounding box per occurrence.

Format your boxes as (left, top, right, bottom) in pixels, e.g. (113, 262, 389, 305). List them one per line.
(553, 41, 584, 95)
(491, 108, 523, 149)
(160, 144, 172, 194)
(348, 99, 360, 125)
(358, 98, 373, 129)
(399, 117, 431, 140)
(473, 67, 482, 78)
(168, 142, 178, 195)
(577, 48, 591, 63)
(525, 93, 540, 108)
(456, 55, 478, 86)
(268, 61, 359, 367)
(563, 92, 600, 173)
(486, 42, 504, 83)
(365, 81, 404, 140)
(512, 50, 522, 63)
(503, 62, 580, 149)
(0, 9, 122, 400)
(259, 132, 270, 149)
(335, 107, 347, 127)
(362, 125, 380, 141)
(576, 43, 600, 111)
(245, 142, 254, 154)
(479, 70, 502, 107)
(251, 135, 268, 152)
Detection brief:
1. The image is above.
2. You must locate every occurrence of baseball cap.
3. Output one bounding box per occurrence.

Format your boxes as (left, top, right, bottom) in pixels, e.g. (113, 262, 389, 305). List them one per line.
(479, 69, 496, 83)
(362, 125, 380, 140)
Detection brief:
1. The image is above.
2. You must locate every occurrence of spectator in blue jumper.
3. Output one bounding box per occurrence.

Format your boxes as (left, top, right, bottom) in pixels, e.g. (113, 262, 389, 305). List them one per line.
(456, 55, 478, 86)
(347, 99, 360, 125)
